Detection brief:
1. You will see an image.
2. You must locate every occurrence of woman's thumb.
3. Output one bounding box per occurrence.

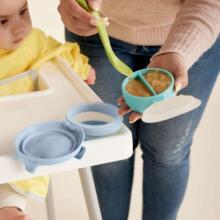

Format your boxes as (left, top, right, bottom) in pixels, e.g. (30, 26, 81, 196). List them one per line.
(174, 75, 188, 93)
(88, 0, 102, 11)
(174, 81, 182, 93)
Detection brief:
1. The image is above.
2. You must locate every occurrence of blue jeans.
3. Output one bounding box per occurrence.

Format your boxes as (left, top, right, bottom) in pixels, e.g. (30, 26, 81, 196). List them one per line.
(66, 30, 220, 220)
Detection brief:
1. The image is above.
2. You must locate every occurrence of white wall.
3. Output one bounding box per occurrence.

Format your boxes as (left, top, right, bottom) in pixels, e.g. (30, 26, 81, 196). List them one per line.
(29, 0, 64, 42)
(28, 1, 220, 219)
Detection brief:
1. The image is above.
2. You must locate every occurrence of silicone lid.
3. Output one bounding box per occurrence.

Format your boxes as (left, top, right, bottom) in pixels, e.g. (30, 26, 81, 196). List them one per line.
(21, 130, 76, 159)
(66, 102, 123, 137)
(15, 121, 85, 172)
(142, 95, 201, 123)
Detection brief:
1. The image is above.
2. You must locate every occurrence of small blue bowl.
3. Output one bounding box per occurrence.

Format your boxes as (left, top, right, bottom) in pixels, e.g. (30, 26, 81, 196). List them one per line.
(15, 121, 85, 172)
(122, 68, 175, 113)
(66, 102, 123, 137)
(15, 103, 123, 172)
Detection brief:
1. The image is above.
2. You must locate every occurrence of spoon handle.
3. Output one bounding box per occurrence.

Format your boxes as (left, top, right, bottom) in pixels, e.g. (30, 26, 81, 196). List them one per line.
(76, 0, 133, 76)
(76, 0, 91, 12)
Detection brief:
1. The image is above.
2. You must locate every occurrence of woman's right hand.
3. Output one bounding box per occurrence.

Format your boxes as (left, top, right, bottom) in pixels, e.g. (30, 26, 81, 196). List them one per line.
(58, 0, 102, 36)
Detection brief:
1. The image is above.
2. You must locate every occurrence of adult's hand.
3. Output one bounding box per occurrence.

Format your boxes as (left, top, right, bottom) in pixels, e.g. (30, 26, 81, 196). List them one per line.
(58, 0, 103, 36)
(0, 207, 32, 220)
(118, 52, 188, 123)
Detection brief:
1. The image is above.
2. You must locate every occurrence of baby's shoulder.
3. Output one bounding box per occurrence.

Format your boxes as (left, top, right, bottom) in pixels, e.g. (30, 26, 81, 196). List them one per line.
(30, 28, 47, 39)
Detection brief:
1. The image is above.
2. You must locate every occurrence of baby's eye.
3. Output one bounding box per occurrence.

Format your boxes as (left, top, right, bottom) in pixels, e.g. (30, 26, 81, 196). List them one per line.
(0, 19, 8, 26)
(20, 8, 28, 16)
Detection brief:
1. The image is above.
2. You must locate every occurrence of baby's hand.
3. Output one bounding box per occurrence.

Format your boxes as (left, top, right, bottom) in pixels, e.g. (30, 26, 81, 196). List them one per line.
(0, 207, 32, 220)
(85, 67, 96, 85)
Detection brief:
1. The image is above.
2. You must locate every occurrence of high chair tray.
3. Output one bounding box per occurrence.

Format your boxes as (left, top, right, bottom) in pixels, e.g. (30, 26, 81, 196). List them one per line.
(0, 58, 132, 184)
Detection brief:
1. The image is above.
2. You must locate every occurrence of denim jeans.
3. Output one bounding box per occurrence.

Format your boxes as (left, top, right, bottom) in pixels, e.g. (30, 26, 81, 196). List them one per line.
(66, 30, 220, 220)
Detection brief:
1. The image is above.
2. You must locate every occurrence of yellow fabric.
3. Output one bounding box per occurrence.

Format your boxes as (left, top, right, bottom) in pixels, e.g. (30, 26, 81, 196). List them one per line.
(0, 76, 34, 96)
(0, 28, 90, 96)
(9, 176, 50, 198)
(0, 28, 90, 198)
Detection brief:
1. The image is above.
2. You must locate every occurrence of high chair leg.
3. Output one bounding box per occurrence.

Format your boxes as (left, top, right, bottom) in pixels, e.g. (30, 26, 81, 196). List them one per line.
(79, 167, 102, 220)
(46, 168, 102, 220)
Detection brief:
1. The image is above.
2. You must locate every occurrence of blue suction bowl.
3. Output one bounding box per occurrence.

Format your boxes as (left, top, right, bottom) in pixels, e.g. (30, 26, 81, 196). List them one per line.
(15, 121, 85, 172)
(122, 68, 175, 113)
(66, 102, 123, 137)
(15, 103, 123, 172)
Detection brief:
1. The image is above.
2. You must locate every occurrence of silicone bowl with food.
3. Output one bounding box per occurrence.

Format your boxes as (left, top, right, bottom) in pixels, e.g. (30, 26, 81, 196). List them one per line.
(122, 68, 175, 113)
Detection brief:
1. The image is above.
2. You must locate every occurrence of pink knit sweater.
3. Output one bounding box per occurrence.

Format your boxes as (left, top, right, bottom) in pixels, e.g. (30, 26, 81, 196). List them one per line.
(102, 0, 220, 69)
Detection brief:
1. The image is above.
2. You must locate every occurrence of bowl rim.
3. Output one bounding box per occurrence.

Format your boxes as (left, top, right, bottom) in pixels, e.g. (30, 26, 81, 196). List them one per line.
(122, 67, 174, 100)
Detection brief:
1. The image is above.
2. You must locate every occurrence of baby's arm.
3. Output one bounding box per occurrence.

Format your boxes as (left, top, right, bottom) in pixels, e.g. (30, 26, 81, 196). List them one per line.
(0, 184, 31, 220)
(59, 42, 96, 84)
(29, 28, 96, 85)
(0, 184, 27, 211)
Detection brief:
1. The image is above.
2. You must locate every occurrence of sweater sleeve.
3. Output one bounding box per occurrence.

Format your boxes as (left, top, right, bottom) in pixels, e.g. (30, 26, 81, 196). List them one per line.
(0, 184, 27, 211)
(151, 0, 220, 69)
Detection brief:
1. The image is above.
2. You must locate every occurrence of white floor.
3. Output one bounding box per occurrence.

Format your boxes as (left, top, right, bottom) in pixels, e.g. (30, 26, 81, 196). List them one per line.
(27, 1, 220, 219)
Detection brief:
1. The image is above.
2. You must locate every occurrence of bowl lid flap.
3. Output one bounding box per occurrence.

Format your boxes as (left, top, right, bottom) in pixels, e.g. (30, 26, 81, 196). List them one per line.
(142, 95, 201, 123)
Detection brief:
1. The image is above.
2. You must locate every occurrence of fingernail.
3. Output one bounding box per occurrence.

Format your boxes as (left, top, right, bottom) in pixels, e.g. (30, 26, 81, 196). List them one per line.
(102, 17, 109, 26)
(90, 1, 101, 11)
(90, 18, 97, 26)
(175, 84, 182, 93)
(103, 17, 108, 22)
(104, 21, 109, 26)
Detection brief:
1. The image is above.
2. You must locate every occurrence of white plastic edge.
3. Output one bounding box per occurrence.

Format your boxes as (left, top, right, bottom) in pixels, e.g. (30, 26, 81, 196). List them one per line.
(142, 95, 201, 123)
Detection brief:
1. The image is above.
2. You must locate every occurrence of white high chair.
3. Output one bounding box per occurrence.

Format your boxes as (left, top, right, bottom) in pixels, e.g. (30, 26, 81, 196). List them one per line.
(0, 58, 133, 220)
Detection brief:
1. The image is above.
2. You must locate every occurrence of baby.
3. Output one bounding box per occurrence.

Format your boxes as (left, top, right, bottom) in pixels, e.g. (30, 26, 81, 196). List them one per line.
(0, 0, 95, 219)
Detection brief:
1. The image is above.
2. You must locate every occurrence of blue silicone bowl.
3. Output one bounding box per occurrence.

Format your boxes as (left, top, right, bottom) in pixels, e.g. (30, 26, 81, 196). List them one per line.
(15, 121, 85, 172)
(122, 68, 175, 113)
(15, 103, 123, 172)
(66, 102, 123, 137)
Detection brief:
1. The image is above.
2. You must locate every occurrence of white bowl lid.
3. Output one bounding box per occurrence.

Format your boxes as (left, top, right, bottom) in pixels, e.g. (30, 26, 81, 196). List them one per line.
(142, 95, 201, 123)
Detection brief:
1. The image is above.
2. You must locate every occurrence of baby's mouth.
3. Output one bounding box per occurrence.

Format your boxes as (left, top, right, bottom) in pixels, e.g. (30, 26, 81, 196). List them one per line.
(14, 38, 24, 44)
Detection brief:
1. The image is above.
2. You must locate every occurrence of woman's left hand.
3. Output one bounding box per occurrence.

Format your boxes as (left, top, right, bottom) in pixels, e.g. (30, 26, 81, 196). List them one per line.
(118, 52, 188, 123)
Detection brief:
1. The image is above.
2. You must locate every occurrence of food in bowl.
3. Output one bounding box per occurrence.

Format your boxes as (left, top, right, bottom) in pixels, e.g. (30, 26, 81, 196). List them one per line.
(125, 71, 171, 96)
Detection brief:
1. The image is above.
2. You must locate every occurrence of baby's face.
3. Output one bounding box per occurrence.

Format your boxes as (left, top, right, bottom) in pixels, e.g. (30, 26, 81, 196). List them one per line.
(0, 0, 32, 50)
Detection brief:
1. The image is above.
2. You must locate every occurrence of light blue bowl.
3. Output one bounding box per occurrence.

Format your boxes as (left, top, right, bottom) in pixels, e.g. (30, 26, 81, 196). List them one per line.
(66, 102, 123, 137)
(122, 68, 175, 113)
(15, 103, 123, 172)
(15, 121, 85, 172)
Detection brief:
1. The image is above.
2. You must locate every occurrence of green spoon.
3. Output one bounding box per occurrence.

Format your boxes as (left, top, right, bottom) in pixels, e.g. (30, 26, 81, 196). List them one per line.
(76, 0, 133, 76)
